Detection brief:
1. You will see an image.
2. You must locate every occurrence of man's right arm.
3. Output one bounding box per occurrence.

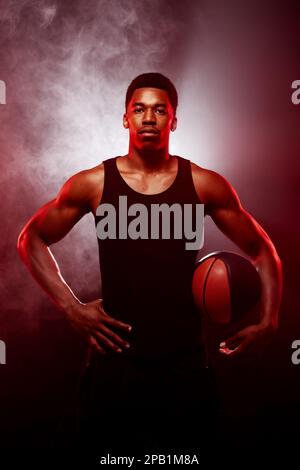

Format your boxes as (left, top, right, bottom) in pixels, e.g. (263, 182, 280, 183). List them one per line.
(17, 169, 94, 312)
(17, 167, 132, 354)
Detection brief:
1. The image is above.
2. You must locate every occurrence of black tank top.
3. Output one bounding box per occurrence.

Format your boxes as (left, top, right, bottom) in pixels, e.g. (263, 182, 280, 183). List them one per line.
(94, 155, 205, 361)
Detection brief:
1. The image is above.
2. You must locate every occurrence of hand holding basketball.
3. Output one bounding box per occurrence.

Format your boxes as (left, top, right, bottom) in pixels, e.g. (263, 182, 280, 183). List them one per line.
(219, 322, 275, 358)
(192, 251, 276, 360)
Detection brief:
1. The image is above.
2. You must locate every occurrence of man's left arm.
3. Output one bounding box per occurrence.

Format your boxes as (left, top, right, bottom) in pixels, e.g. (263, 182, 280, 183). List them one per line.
(194, 167, 283, 357)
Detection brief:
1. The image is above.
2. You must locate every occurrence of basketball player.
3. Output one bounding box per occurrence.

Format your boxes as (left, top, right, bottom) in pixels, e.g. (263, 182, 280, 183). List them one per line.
(17, 73, 282, 454)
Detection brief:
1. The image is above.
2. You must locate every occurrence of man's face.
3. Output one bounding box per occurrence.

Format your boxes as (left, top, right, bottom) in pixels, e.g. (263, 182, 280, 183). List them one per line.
(123, 87, 177, 152)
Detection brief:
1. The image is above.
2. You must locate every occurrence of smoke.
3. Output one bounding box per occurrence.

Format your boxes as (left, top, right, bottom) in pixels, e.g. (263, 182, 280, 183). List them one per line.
(1, 0, 298, 332)
(0, 0, 197, 329)
(0, 0, 299, 449)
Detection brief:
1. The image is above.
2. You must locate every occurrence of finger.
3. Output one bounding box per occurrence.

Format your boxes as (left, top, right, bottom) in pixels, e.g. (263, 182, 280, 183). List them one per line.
(89, 337, 106, 355)
(93, 330, 123, 353)
(96, 301, 132, 331)
(99, 324, 130, 349)
(218, 346, 233, 355)
(220, 334, 241, 350)
(219, 342, 247, 358)
(101, 315, 132, 333)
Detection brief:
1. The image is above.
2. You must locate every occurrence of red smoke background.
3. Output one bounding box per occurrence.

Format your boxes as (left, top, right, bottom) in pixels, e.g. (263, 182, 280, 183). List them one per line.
(0, 0, 299, 452)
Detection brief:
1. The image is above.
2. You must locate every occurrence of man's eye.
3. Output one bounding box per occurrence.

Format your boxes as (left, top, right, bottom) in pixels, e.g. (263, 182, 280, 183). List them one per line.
(156, 109, 166, 114)
(134, 108, 143, 113)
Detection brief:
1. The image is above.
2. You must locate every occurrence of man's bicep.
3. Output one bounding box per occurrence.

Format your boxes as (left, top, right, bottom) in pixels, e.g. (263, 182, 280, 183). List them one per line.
(25, 173, 91, 245)
(30, 197, 87, 245)
(210, 205, 268, 258)
(201, 169, 271, 258)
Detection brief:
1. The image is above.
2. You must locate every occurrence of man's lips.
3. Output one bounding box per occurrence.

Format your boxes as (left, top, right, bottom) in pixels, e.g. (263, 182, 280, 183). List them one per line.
(138, 128, 159, 134)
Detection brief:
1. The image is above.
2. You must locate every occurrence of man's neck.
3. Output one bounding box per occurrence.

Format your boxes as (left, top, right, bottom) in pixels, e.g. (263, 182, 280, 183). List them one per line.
(125, 146, 173, 173)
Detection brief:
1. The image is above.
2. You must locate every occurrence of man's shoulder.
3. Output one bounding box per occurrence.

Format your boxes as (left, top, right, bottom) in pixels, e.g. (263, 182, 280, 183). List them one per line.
(190, 161, 227, 204)
(68, 162, 104, 192)
(58, 162, 104, 211)
(190, 161, 238, 212)
(190, 161, 220, 180)
(77, 162, 104, 181)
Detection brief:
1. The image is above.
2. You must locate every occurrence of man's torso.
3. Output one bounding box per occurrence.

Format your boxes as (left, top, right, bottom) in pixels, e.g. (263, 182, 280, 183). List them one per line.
(93, 155, 206, 359)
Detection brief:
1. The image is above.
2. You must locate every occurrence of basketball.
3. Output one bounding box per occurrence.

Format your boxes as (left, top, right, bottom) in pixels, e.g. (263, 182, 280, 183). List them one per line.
(192, 251, 261, 325)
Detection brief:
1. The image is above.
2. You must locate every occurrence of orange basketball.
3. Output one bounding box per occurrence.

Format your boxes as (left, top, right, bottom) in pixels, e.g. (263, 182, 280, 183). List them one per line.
(192, 251, 261, 325)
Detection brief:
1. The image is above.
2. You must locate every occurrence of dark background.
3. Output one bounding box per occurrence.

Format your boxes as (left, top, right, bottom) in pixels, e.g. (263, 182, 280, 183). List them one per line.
(0, 0, 299, 456)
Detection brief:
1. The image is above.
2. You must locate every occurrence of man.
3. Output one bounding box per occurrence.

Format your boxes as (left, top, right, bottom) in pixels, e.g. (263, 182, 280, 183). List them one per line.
(17, 73, 282, 454)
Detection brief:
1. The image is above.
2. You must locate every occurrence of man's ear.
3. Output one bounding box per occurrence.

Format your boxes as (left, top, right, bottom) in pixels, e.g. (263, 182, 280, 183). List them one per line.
(171, 116, 177, 132)
(123, 113, 129, 129)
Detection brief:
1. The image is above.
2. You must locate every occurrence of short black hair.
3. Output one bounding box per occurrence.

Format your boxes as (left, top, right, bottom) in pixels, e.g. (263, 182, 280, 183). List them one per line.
(125, 72, 178, 115)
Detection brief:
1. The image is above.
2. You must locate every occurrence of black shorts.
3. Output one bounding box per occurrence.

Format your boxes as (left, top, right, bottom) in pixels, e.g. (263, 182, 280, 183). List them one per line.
(73, 349, 221, 455)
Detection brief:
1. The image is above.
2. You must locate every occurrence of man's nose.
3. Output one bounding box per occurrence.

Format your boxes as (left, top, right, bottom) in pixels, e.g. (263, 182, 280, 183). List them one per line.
(143, 108, 156, 123)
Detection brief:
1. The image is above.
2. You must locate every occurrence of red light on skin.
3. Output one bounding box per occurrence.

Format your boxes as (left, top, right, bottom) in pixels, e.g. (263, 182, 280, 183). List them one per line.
(123, 87, 177, 153)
